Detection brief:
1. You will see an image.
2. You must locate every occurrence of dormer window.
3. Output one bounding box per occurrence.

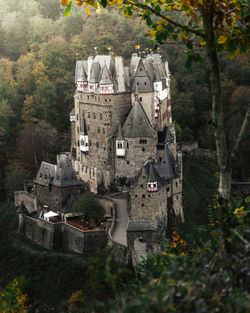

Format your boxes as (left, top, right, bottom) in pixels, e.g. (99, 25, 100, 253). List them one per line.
(116, 140, 125, 157)
(148, 182, 158, 192)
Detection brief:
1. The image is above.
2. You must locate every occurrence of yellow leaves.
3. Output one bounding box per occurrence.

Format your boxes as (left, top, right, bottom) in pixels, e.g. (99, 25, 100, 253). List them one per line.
(86, 7, 91, 16)
(61, 0, 71, 5)
(182, 34, 189, 42)
(217, 35, 228, 44)
(200, 38, 206, 46)
(148, 30, 157, 40)
(75, 0, 84, 6)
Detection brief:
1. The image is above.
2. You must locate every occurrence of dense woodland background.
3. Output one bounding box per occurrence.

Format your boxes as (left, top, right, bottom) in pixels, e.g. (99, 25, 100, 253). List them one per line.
(0, 0, 249, 312)
(0, 0, 249, 199)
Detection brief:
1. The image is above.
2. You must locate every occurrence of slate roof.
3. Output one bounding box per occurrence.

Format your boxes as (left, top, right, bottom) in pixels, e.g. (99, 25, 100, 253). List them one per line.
(126, 220, 154, 232)
(75, 61, 88, 82)
(35, 154, 81, 187)
(69, 108, 75, 116)
(90, 62, 101, 83)
(121, 99, 155, 138)
(158, 144, 179, 181)
(165, 126, 174, 144)
(99, 63, 113, 85)
(134, 159, 166, 190)
(116, 124, 123, 140)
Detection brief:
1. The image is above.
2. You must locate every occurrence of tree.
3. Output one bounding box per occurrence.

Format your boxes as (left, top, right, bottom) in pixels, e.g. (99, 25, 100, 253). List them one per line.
(62, 0, 250, 222)
(73, 193, 105, 222)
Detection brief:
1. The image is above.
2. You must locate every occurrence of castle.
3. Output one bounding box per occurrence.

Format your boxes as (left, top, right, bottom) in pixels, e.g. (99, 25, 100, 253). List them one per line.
(70, 52, 183, 233)
(15, 51, 184, 261)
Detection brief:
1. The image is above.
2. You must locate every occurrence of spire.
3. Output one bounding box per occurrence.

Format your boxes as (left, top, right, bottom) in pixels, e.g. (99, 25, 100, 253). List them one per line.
(158, 145, 178, 181)
(99, 63, 113, 85)
(148, 162, 157, 182)
(116, 124, 123, 140)
(165, 126, 174, 144)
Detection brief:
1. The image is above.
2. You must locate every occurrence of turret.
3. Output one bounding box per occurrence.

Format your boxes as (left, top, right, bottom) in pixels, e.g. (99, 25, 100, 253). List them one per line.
(99, 63, 114, 95)
(147, 163, 158, 192)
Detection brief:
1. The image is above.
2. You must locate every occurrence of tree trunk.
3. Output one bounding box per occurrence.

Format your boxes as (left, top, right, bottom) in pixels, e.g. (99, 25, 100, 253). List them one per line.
(203, 12, 231, 219)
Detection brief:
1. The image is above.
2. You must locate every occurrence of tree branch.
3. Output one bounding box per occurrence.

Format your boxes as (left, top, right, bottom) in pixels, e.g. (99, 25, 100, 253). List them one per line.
(124, 0, 205, 38)
(230, 101, 250, 165)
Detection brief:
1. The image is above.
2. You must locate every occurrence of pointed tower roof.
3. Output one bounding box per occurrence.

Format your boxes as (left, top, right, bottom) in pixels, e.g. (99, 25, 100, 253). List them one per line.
(90, 62, 101, 83)
(116, 124, 123, 140)
(165, 126, 174, 144)
(122, 100, 155, 138)
(148, 162, 157, 182)
(99, 63, 113, 85)
(158, 145, 179, 181)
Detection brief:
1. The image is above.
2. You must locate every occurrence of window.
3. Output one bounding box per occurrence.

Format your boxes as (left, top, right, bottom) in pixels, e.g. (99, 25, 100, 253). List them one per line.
(127, 142, 129, 149)
(87, 125, 90, 131)
(167, 187, 170, 192)
(140, 184, 143, 188)
(93, 113, 96, 119)
(109, 98, 111, 102)
(144, 82, 147, 85)
(98, 128, 100, 134)
(77, 126, 79, 133)
(135, 195, 138, 198)
(142, 203, 144, 207)
(117, 141, 123, 149)
(77, 114, 79, 120)
(142, 147, 145, 152)
(140, 97, 142, 102)
(89, 140, 91, 146)
(103, 128, 105, 134)
(148, 194, 151, 198)
(176, 182, 178, 187)
(127, 161, 130, 164)
(88, 112, 90, 118)
(142, 195, 145, 199)
(87, 95, 89, 100)
(137, 82, 139, 85)
(77, 140, 80, 146)
(100, 113, 103, 120)
(139, 139, 147, 144)
(96, 142, 99, 148)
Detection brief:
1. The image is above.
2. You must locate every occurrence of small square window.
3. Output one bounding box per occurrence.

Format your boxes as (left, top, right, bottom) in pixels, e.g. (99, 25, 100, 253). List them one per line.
(127, 161, 130, 164)
(135, 195, 138, 198)
(142, 195, 145, 199)
(140, 184, 143, 188)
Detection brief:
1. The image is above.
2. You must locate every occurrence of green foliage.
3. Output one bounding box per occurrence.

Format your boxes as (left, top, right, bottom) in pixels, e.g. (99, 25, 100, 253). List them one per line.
(73, 193, 105, 220)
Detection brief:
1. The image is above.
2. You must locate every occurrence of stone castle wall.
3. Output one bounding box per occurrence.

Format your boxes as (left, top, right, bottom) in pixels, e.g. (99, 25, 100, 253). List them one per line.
(130, 173, 168, 231)
(74, 93, 131, 191)
(14, 191, 37, 214)
(35, 184, 81, 214)
(23, 216, 107, 253)
(115, 136, 156, 181)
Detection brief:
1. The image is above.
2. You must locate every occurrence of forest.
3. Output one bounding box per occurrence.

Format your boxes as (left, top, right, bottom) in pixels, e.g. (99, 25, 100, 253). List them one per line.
(0, 0, 249, 312)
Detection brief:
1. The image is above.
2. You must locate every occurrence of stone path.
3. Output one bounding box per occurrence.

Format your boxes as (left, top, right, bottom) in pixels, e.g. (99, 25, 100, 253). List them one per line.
(111, 196, 128, 247)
